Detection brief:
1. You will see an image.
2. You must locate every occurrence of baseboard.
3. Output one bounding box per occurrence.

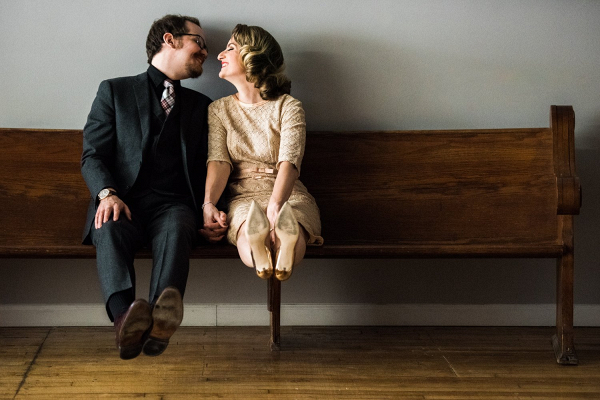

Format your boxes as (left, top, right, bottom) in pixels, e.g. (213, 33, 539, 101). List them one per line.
(1, 303, 599, 327)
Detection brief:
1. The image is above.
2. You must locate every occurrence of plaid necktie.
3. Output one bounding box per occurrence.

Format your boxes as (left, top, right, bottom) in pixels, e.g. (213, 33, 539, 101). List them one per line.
(161, 79, 175, 116)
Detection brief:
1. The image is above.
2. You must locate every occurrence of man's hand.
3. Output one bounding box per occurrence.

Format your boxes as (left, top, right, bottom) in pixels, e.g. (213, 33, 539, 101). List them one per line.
(200, 203, 228, 243)
(95, 196, 132, 229)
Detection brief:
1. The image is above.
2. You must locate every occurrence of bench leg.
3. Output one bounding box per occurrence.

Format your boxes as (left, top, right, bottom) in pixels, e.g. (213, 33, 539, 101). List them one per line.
(268, 276, 281, 351)
(553, 217, 578, 365)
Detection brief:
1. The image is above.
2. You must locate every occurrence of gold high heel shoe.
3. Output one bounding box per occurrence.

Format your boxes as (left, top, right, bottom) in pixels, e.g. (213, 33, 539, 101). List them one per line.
(245, 200, 273, 279)
(274, 202, 299, 281)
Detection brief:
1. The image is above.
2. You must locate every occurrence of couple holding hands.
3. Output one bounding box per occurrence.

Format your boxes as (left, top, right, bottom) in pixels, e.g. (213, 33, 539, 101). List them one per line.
(81, 14, 323, 359)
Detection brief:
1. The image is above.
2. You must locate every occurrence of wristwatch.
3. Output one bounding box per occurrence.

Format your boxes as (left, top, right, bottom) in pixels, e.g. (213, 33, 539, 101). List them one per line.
(98, 188, 117, 200)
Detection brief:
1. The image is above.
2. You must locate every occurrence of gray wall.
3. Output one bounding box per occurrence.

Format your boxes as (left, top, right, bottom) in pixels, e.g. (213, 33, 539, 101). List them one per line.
(1, 1, 599, 310)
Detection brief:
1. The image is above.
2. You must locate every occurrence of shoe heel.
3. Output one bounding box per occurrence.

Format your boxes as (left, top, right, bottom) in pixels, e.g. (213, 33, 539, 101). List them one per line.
(274, 202, 299, 281)
(245, 200, 273, 279)
(116, 299, 152, 360)
(142, 287, 183, 357)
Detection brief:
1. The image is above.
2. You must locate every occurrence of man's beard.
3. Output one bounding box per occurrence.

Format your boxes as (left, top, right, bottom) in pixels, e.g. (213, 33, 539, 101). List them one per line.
(186, 54, 205, 79)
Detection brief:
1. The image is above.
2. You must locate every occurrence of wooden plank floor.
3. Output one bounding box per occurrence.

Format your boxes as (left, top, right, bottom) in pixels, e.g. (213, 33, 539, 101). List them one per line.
(2, 326, 600, 399)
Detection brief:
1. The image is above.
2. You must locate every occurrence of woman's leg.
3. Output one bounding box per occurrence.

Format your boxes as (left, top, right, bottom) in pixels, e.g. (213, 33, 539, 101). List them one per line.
(292, 226, 308, 266)
(235, 222, 254, 268)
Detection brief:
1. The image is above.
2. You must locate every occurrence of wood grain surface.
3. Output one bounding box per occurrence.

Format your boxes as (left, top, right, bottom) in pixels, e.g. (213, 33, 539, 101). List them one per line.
(2, 326, 600, 399)
(0, 106, 580, 258)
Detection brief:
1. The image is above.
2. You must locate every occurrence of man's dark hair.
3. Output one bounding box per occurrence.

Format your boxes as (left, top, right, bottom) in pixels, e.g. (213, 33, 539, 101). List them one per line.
(146, 14, 201, 64)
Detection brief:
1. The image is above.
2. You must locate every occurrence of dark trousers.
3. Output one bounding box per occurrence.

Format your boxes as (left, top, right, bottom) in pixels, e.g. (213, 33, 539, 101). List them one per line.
(90, 192, 197, 321)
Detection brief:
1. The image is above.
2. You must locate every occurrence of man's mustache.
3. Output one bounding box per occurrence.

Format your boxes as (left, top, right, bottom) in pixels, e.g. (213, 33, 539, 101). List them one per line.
(194, 52, 206, 63)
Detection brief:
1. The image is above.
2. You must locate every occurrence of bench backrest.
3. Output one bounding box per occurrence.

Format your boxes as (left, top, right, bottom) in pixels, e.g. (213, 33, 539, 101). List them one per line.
(0, 106, 579, 258)
(304, 128, 556, 248)
(0, 129, 91, 257)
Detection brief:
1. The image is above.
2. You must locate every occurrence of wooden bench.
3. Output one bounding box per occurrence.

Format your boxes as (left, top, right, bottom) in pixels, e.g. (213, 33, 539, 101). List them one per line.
(0, 105, 581, 364)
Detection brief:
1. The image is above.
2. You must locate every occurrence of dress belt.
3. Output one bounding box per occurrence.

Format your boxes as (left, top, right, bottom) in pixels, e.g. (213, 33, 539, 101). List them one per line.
(232, 166, 278, 180)
(239, 167, 277, 175)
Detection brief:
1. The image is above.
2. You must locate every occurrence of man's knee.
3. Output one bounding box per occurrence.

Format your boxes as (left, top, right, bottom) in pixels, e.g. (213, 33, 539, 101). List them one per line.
(91, 218, 140, 247)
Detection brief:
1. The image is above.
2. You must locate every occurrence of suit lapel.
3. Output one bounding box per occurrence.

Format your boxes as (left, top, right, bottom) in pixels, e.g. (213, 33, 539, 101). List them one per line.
(179, 88, 198, 209)
(179, 89, 197, 170)
(133, 73, 153, 152)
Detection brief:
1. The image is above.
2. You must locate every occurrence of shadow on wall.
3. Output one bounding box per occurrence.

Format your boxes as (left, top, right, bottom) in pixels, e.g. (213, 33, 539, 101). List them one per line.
(283, 33, 587, 131)
(285, 34, 412, 131)
(188, 30, 551, 131)
(574, 110, 600, 253)
(574, 145, 600, 303)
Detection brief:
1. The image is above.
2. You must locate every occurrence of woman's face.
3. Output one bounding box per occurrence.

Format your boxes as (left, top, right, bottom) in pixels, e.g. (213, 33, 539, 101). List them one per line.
(217, 36, 245, 81)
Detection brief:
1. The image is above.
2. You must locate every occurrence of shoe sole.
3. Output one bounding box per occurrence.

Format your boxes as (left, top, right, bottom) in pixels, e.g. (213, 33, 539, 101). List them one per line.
(275, 202, 299, 281)
(143, 287, 183, 356)
(150, 287, 183, 340)
(245, 200, 273, 279)
(118, 300, 152, 360)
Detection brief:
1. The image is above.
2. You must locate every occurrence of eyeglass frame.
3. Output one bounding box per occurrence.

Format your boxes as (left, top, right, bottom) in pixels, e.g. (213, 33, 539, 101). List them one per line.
(174, 33, 208, 51)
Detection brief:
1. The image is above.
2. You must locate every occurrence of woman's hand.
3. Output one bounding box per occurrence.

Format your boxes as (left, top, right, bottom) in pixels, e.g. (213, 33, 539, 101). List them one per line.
(200, 203, 228, 243)
(202, 161, 231, 243)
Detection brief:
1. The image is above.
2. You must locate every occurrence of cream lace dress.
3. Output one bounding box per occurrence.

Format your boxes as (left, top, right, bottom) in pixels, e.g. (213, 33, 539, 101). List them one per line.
(207, 94, 324, 246)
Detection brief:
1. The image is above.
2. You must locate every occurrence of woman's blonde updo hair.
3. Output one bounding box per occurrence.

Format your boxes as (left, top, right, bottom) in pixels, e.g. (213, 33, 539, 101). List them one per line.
(232, 24, 291, 100)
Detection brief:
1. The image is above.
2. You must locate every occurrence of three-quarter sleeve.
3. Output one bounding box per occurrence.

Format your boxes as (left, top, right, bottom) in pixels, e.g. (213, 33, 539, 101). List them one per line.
(207, 103, 233, 171)
(277, 97, 306, 173)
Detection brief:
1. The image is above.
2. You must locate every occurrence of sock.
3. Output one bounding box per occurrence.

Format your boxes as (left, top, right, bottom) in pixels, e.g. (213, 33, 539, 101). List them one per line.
(108, 289, 134, 320)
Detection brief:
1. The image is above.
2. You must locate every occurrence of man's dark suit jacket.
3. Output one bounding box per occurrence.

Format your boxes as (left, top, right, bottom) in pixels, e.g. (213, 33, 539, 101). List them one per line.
(81, 71, 211, 244)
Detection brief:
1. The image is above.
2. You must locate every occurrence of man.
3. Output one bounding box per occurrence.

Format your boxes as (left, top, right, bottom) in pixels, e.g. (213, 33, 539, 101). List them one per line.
(81, 14, 227, 360)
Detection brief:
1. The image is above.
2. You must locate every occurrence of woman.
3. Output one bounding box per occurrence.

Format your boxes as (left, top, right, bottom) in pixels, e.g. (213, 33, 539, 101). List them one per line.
(202, 24, 323, 281)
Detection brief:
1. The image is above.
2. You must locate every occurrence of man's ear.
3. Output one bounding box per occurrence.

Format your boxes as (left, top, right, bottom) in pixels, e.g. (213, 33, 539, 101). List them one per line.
(163, 32, 176, 48)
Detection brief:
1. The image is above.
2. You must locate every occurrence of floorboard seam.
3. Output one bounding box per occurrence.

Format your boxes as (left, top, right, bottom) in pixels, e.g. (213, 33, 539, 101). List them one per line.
(12, 327, 52, 399)
(442, 354, 460, 378)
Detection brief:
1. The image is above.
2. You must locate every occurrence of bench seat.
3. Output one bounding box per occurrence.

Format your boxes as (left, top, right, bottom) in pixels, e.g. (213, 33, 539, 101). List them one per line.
(0, 242, 566, 259)
(0, 105, 581, 364)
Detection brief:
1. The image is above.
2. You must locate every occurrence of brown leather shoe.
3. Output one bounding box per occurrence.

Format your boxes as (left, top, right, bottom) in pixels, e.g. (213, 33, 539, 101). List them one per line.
(114, 299, 152, 360)
(142, 287, 184, 356)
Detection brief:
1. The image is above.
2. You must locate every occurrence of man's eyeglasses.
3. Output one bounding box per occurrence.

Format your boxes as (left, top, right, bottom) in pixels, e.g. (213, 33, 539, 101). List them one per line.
(175, 33, 207, 51)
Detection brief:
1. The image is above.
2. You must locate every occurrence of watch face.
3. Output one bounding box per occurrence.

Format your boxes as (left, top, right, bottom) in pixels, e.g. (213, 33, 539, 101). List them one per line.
(99, 189, 109, 199)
